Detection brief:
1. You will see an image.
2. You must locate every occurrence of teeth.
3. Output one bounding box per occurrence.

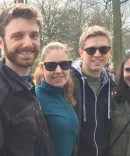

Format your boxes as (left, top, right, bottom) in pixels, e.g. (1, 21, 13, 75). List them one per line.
(18, 52, 32, 55)
(93, 60, 102, 62)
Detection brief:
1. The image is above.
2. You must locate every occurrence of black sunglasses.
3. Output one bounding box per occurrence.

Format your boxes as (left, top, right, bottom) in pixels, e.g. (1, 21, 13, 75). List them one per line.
(124, 67, 130, 72)
(84, 46, 111, 55)
(43, 61, 72, 71)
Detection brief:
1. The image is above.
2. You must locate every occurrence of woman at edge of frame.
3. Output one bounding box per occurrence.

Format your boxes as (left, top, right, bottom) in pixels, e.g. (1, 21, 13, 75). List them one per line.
(110, 54, 130, 156)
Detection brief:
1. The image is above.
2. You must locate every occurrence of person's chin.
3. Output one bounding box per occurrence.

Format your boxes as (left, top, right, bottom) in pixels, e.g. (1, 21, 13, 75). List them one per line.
(92, 67, 102, 72)
(55, 81, 66, 87)
(18, 60, 34, 68)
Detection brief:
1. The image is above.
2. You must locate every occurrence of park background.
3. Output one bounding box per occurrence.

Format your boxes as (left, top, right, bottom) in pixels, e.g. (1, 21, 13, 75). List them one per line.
(0, 0, 130, 71)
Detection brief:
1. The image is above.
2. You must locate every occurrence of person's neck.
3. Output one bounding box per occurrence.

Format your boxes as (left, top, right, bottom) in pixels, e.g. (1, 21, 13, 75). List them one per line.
(5, 58, 30, 76)
(81, 66, 101, 78)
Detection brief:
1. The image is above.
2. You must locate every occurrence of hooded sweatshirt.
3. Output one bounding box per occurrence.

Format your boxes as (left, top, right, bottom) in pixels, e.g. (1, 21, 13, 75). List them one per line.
(71, 60, 112, 156)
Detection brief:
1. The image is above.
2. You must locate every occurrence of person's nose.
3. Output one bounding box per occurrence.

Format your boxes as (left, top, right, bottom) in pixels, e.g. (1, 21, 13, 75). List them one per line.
(54, 65, 62, 73)
(22, 35, 33, 47)
(94, 49, 101, 57)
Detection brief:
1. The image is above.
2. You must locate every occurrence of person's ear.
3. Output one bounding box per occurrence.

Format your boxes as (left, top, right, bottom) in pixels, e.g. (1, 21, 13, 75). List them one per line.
(79, 48, 84, 59)
(0, 36, 5, 50)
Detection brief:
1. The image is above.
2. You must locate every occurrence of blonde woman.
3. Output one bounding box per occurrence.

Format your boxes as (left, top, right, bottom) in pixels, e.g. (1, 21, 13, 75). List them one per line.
(35, 42, 79, 156)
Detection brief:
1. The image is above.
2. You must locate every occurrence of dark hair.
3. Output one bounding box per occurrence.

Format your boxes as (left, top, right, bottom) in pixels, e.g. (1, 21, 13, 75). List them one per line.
(0, 3, 42, 37)
(114, 54, 130, 102)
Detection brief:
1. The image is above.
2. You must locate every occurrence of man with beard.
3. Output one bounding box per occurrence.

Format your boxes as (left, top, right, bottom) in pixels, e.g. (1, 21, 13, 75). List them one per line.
(0, 3, 53, 156)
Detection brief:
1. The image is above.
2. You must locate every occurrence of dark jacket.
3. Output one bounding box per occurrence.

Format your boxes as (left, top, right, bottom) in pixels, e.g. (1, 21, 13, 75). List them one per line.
(71, 60, 112, 156)
(110, 99, 130, 156)
(0, 59, 54, 156)
(110, 85, 130, 156)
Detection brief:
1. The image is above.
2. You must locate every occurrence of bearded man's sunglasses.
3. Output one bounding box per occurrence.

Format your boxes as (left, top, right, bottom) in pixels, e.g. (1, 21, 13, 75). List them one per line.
(84, 46, 111, 55)
(40, 61, 72, 71)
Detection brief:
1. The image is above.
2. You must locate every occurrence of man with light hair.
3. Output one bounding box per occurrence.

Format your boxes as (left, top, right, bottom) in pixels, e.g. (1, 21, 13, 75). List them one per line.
(72, 25, 114, 156)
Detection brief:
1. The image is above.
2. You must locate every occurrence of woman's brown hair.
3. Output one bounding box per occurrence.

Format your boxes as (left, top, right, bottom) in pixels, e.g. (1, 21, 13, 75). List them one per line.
(114, 54, 130, 102)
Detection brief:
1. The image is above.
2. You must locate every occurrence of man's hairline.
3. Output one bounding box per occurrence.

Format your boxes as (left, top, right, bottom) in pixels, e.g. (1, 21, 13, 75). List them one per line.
(1, 17, 40, 38)
(80, 34, 112, 50)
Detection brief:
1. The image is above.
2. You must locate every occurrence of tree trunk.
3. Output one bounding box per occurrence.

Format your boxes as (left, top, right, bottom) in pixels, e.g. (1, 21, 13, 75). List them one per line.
(112, 0, 123, 69)
(16, 0, 28, 3)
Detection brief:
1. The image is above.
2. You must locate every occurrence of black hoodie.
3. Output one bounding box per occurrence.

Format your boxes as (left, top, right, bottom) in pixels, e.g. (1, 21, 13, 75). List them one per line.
(71, 60, 112, 156)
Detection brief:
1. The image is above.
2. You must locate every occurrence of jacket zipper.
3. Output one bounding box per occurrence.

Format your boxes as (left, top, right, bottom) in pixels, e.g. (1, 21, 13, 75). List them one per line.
(34, 97, 49, 137)
(87, 81, 107, 156)
(94, 95, 98, 156)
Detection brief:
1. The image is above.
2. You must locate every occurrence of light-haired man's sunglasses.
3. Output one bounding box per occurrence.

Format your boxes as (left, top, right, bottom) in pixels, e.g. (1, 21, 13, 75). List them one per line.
(84, 46, 111, 55)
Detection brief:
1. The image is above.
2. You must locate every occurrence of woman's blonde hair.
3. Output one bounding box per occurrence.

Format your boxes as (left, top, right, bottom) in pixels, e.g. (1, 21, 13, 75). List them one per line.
(33, 66, 43, 86)
(38, 42, 75, 106)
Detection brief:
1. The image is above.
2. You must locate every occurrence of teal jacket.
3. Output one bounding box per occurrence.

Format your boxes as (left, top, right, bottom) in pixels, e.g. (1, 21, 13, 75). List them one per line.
(35, 82, 79, 156)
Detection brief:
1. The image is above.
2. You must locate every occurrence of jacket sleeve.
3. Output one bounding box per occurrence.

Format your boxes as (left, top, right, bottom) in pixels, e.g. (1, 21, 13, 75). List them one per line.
(0, 118, 4, 156)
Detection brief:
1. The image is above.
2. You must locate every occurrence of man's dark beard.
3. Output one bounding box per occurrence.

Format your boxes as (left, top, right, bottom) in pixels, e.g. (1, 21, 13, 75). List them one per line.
(3, 41, 39, 68)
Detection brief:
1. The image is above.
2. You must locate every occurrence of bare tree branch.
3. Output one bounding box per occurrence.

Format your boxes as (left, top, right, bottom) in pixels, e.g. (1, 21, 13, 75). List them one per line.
(98, 0, 112, 9)
(120, 0, 129, 4)
(105, 0, 112, 3)
(103, 0, 112, 9)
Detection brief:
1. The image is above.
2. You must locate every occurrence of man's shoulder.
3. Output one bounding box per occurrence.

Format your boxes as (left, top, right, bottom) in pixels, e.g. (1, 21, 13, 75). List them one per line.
(71, 66, 82, 78)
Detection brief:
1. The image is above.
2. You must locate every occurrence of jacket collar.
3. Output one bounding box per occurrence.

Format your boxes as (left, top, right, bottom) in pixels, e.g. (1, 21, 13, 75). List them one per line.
(0, 57, 34, 93)
(39, 81, 63, 97)
(72, 59, 109, 85)
(72, 59, 111, 120)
